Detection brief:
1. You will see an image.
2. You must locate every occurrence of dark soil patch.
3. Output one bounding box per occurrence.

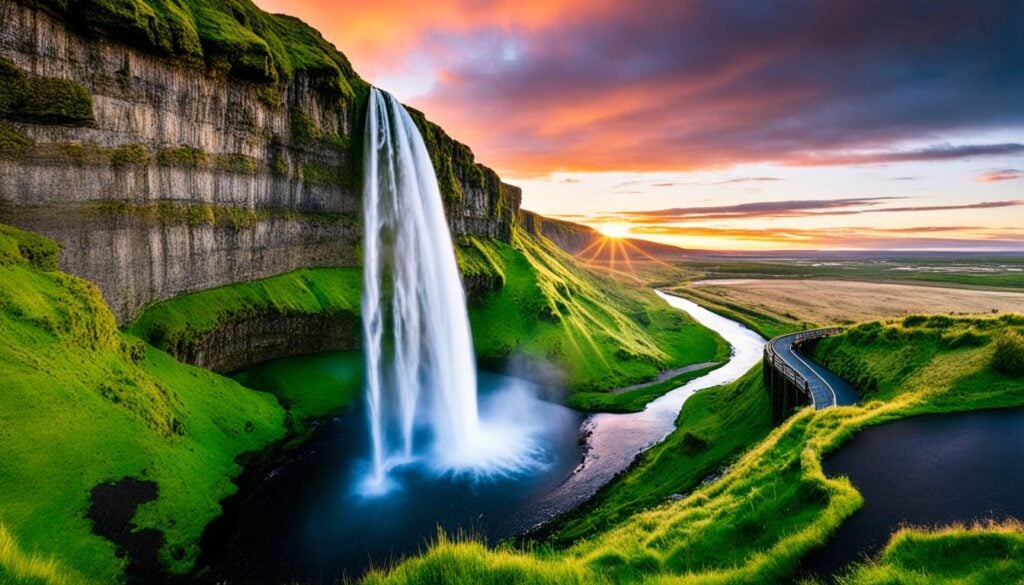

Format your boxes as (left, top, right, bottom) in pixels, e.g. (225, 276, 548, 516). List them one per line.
(87, 478, 168, 584)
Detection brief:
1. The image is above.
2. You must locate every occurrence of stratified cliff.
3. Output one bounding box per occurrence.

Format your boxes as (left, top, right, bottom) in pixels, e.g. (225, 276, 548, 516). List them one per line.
(0, 0, 520, 322)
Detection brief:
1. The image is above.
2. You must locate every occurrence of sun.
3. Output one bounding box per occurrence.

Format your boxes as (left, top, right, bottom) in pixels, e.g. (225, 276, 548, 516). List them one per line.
(598, 223, 631, 239)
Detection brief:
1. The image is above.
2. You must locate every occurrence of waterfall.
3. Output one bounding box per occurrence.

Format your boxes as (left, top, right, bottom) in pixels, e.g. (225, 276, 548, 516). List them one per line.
(361, 88, 482, 485)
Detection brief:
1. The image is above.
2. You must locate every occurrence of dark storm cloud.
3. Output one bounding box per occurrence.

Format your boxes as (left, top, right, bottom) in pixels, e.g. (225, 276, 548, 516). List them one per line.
(411, 0, 1024, 173)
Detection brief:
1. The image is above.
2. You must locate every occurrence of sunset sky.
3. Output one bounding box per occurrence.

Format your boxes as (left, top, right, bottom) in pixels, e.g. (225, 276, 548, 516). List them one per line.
(257, 0, 1024, 251)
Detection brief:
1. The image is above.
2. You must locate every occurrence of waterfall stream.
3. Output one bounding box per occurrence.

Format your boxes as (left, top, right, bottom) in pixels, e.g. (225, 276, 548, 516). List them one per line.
(361, 88, 482, 485)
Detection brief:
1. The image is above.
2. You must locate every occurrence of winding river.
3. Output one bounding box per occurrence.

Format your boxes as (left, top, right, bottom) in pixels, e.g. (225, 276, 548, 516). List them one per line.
(198, 292, 765, 582)
(505, 291, 766, 533)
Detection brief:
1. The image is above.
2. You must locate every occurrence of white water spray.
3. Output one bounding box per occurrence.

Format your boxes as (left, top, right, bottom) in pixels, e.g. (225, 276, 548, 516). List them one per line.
(361, 88, 487, 487)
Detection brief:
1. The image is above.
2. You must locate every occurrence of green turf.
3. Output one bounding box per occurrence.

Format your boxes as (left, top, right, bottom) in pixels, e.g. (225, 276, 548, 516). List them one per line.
(836, 521, 1024, 585)
(565, 364, 720, 413)
(232, 351, 363, 421)
(0, 225, 289, 583)
(128, 267, 363, 362)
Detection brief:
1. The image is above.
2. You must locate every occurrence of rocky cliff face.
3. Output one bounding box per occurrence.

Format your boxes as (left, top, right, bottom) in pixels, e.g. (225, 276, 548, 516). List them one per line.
(0, 0, 520, 322)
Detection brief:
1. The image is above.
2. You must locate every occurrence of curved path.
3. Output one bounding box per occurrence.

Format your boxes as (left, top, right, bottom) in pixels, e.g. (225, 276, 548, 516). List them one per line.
(503, 291, 766, 535)
(767, 331, 859, 408)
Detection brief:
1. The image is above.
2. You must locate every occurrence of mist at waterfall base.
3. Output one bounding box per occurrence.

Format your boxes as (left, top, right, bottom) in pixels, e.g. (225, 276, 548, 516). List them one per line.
(200, 355, 583, 584)
(360, 88, 550, 492)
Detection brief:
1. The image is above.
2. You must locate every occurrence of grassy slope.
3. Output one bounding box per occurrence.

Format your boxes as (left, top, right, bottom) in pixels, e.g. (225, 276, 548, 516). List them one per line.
(837, 521, 1024, 585)
(128, 267, 362, 361)
(364, 315, 1024, 584)
(232, 350, 363, 421)
(459, 229, 727, 393)
(0, 226, 287, 584)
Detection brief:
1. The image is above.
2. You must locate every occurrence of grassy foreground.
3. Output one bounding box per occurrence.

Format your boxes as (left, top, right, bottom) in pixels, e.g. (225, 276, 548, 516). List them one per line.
(364, 315, 1024, 584)
(836, 521, 1024, 584)
(0, 226, 290, 583)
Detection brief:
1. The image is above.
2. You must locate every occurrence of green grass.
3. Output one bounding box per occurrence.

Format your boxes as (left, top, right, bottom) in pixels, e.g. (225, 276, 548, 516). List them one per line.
(552, 366, 773, 543)
(232, 351, 363, 422)
(460, 229, 728, 393)
(565, 364, 720, 413)
(0, 225, 289, 583)
(837, 521, 1024, 584)
(128, 267, 363, 362)
(366, 315, 1024, 584)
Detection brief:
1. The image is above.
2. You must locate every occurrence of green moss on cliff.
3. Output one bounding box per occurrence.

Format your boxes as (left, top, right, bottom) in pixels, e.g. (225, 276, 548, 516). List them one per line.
(0, 225, 287, 582)
(0, 57, 93, 126)
(406, 107, 492, 204)
(109, 143, 150, 166)
(156, 146, 208, 167)
(212, 152, 258, 174)
(128, 267, 363, 363)
(0, 123, 33, 158)
(29, 0, 366, 101)
(84, 200, 352, 230)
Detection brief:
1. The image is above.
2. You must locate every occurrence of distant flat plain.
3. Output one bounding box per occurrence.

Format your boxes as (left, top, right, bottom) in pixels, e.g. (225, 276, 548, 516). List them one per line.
(687, 278, 1024, 326)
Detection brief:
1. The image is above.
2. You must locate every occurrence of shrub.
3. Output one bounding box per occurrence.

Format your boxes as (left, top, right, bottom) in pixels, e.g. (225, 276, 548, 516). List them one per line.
(110, 144, 150, 166)
(157, 146, 208, 168)
(213, 153, 258, 175)
(902, 315, 928, 327)
(992, 331, 1024, 376)
(0, 122, 33, 158)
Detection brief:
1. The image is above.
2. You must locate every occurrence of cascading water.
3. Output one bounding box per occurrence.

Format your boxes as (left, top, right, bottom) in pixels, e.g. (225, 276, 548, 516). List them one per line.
(361, 88, 484, 487)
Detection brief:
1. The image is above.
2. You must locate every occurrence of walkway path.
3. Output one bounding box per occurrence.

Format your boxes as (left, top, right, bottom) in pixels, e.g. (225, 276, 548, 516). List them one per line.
(767, 331, 859, 408)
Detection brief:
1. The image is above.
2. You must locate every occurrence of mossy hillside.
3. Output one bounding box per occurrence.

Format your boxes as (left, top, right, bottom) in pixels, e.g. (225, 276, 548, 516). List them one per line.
(232, 351, 364, 423)
(459, 229, 727, 392)
(26, 0, 366, 101)
(0, 225, 287, 583)
(406, 107, 497, 206)
(837, 521, 1024, 584)
(366, 316, 1024, 584)
(128, 267, 363, 363)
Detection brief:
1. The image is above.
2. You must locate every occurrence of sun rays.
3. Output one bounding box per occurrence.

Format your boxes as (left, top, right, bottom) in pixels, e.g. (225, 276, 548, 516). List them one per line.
(572, 235, 678, 282)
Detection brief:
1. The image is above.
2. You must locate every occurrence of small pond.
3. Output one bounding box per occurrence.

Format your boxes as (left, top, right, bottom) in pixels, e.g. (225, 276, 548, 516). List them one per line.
(801, 406, 1024, 579)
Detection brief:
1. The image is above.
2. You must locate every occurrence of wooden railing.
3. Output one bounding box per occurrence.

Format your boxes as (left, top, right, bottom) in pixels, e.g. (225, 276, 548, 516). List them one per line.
(763, 327, 843, 417)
